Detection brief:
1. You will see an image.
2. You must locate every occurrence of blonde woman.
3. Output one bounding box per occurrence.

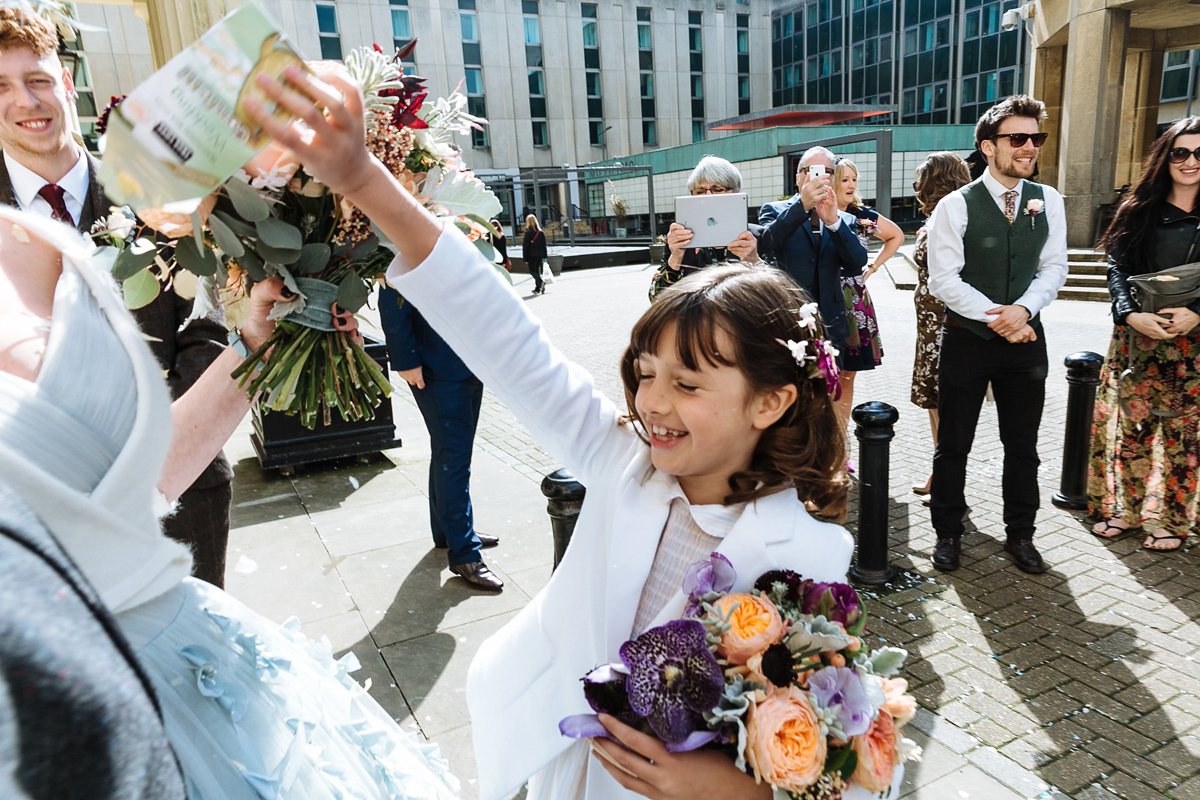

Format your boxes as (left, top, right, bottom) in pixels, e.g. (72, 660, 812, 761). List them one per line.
(522, 214, 548, 294)
(832, 157, 903, 419)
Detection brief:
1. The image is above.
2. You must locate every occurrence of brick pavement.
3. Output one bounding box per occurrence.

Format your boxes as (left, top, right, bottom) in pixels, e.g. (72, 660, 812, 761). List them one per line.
(456, 262, 1200, 799)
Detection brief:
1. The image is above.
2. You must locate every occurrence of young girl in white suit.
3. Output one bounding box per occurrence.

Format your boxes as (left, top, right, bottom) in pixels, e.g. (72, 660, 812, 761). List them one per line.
(249, 68, 860, 800)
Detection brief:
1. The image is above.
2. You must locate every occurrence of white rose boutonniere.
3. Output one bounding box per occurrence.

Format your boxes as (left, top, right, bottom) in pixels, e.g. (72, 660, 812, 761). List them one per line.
(1023, 198, 1044, 230)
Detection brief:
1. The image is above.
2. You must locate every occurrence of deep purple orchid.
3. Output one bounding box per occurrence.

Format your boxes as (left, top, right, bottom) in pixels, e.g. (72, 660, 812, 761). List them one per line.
(815, 340, 841, 399)
(619, 619, 724, 744)
(682, 552, 736, 617)
(808, 666, 872, 738)
(801, 581, 865, 636)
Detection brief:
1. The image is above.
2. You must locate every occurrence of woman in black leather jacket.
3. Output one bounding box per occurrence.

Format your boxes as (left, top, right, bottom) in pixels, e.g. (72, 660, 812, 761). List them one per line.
(1088, 116, 1200, 551)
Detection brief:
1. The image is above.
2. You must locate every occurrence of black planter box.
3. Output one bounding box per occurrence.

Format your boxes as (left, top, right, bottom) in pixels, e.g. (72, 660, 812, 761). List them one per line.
(250, 335, 402, 472)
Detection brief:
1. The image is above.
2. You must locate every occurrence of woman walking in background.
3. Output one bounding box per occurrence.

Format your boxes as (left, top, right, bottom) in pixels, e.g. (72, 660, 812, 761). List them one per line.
(832, 157, 903, 420)
(1089, 117, 1200, 551)
(523, 214, 548, 295)
(909, 152, 971, 498)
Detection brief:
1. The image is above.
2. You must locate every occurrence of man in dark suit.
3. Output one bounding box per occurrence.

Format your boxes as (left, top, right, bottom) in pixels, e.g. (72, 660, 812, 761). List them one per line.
(757, 146, 868, 359)
(0, 11, 233, 587)
(379, 286, 503, 591)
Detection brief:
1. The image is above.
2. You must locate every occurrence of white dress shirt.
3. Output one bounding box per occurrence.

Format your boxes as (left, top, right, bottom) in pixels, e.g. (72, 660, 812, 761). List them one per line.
(926, 168, 1068, 323)
(5, 148, 89, 226)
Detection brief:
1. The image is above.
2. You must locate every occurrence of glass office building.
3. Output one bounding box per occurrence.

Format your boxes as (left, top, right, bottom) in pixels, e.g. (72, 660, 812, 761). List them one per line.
(771, 0, 1028, 125)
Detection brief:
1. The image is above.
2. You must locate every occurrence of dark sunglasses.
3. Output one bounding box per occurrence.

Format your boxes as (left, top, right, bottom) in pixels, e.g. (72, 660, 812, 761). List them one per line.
(990, 132, 1049, 148)
(1169, 147, 1200, 164)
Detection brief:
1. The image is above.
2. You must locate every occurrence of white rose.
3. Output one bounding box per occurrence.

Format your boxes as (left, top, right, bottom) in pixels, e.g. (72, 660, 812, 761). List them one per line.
(1026, 198, 1044, 214)
(105, 207, 136, 240)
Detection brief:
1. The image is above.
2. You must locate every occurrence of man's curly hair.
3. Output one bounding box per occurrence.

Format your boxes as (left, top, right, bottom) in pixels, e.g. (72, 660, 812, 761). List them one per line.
(0, 8, 59, 57)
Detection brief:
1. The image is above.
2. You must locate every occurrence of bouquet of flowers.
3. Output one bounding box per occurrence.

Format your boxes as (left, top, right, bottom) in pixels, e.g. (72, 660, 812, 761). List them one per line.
(95, 43, 503, 428)
(560, 554, 921, 799)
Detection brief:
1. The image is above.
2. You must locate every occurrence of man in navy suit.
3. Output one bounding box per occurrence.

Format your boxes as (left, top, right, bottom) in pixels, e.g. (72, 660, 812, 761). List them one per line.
(757, 146, 868, 359)
(379, 286, 503, 591)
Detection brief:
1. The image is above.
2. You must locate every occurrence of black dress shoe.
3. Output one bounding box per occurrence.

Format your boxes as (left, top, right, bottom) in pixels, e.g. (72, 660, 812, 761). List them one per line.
(932, 537, 961, 571)
(1004, 539, 1047, 573)
(450, 561, 504, 590)
(435, 533, 499, 550)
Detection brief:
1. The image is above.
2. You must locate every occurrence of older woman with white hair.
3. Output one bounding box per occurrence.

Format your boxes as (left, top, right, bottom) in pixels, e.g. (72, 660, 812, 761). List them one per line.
(652, 155, 762, 299)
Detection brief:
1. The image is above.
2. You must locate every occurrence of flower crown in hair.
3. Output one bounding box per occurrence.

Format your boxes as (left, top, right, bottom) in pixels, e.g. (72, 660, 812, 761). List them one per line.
(776, 302, 841, 398)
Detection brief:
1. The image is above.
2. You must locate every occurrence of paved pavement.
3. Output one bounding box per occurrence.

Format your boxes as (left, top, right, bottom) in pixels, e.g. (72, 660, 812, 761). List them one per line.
(221, 255, 1200, 800)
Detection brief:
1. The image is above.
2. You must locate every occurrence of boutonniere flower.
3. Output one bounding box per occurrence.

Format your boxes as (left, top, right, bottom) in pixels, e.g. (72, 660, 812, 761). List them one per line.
(1023, 198, 1044, 230)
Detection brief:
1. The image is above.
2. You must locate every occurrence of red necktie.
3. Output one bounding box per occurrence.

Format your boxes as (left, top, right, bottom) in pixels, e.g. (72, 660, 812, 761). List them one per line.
(37, 183, 74, 226)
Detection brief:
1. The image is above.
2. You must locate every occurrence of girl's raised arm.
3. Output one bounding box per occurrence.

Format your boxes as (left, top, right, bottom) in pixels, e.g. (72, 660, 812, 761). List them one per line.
(244, 66, 441, 274)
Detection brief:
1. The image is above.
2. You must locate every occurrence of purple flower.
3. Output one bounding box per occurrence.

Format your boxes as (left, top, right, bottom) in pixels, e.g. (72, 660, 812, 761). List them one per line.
(808, 666, 872, 738)
(753, 569, 809, 604)
(802, 581, 865, 636)
(816, 340, 841, 399)
(682, 552, 736, 617)
(581, 663, 640, 727)
(620, 619, 724, 743)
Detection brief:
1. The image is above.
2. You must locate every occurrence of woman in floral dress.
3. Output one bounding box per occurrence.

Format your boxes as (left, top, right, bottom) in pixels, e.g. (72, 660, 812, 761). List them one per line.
(832, 158, 903, 420)
(1088, 117, 1200, 551)
(909, 153, 971, 497)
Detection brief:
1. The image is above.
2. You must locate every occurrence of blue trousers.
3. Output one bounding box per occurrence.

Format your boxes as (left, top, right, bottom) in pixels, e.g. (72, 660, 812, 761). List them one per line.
(931, 323, 1048, 542)
(410, 375, 485, 566)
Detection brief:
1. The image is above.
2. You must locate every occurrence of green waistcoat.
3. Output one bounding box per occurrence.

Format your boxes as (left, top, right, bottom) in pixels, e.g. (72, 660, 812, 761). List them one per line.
(947, 178, 1048, 340)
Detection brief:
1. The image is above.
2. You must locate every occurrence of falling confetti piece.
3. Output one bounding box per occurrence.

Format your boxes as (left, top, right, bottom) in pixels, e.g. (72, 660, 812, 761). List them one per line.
(234, 555, 258, 574)
(349, 476, 360, 489)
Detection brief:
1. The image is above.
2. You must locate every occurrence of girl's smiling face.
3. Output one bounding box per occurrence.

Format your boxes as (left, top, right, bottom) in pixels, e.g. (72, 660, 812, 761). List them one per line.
(634, 322, 792, 505)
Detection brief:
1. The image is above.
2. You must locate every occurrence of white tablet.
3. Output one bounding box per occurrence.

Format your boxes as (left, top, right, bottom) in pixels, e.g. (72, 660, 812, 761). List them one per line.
(674, 193, 748, 249)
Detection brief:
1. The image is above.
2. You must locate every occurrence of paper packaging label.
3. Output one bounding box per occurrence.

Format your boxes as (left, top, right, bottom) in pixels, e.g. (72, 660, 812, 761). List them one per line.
(98, 1, 302, 213)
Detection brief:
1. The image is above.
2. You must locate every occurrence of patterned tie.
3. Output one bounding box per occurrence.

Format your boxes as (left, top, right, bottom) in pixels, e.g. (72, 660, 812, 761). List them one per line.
(37, 183, 74, 226)
(1002, 189, 1017, 224)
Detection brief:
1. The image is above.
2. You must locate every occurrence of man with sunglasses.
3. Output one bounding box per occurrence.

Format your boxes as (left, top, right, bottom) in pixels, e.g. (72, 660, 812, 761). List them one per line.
(925, 95, 1068, 574)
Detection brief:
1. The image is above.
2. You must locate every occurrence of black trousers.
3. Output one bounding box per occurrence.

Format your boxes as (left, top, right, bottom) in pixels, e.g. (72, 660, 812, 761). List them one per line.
(529, 258, 545, 291)
(930, 323, 1048, 542)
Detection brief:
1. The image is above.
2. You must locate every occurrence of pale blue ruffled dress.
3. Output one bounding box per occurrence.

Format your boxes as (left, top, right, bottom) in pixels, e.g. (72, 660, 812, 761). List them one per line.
(0, 243, 460, 800)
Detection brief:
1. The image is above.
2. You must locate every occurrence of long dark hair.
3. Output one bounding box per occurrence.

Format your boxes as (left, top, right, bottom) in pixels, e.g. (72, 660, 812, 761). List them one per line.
(619, 263, 849, 518)
(1100, 117, 1200, 272)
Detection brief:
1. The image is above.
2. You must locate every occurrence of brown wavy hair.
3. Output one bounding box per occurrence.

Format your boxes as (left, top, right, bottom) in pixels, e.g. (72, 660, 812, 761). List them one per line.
(0, 8, 59, 56)
(619, 263, 849, 518)
(1099, 116, 1200, 273)
(915, 152, 972, 216)
(974, 94, 1047, 149)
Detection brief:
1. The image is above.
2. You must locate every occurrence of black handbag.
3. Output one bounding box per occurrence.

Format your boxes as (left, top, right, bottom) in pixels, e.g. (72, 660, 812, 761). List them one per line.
(1129, 219, 1200, 312)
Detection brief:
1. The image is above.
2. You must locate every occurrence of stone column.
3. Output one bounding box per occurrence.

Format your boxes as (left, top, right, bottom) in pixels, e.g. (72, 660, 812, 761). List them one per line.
(1116, 35, 1164, 189)
(1031, 43, 1066, 189)
(142, 0, 234, 68)
(1057, 7, 1129, 247)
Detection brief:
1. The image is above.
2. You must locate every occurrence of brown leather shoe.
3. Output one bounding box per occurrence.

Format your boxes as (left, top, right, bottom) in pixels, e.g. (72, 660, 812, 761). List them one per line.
(450, 561, 504, 590)
(1004, 540, 1046, 573)
(932, 537, 961, 571)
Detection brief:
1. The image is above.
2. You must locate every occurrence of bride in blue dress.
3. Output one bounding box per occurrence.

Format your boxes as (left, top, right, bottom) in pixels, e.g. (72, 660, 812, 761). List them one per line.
(0, 207, 459, 799)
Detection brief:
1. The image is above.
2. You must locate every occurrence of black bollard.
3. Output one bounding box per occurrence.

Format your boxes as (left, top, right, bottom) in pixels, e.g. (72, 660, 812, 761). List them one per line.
(1052, 351, 1104, 510)
(541, 468, 586, 571)
(849, 401, 899, 585)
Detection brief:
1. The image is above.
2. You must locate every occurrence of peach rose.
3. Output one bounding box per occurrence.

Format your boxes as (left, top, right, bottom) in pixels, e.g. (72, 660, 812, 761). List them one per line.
(140, 194, 217, 239)
(710, 593, 784, 665)
(243, 142, 301, 190)
(882, 677, 916, 727)
(745, 685, 827, 791)
(851, 709, 899, 793)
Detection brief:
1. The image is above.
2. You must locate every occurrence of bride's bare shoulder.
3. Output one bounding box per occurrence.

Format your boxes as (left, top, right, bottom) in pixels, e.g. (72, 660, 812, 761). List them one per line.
(0, 214, 69, 382)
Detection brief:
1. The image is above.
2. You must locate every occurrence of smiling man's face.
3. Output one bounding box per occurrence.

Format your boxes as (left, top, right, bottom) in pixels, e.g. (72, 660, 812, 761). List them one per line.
(982, 115, 1040, 182)
(0, 45, 75, 162)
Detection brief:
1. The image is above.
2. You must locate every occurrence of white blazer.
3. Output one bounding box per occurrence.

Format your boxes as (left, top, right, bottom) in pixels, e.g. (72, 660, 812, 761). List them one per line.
(389, 227, 855, 800)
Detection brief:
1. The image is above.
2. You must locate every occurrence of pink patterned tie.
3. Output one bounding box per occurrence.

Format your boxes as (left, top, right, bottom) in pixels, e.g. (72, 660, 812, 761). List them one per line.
(1002, 190, 1017, 224)
(37, 183, 74, 226)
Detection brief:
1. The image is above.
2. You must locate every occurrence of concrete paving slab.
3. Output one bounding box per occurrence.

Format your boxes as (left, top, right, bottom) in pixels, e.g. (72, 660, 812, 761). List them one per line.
(225, 532, 354, 625)
(898, 764, 1029, 800)
(309, 491, 436, 557)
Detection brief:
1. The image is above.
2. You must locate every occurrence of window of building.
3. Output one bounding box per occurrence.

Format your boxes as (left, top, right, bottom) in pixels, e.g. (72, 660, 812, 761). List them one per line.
(532, 119, 549, 146)
(526, 2, 548, 147)
(391, 7, 410, 39)
(638, 7, 655, 147)
(1162, 50, 1198, 102)
(689, 9, 704, 142)
(316, 4, 342, 60)
(737, 12, 750, 114)
(643, 119, 657, 145)
(459, 0, 486, 146)
(582, 3, 603, 148)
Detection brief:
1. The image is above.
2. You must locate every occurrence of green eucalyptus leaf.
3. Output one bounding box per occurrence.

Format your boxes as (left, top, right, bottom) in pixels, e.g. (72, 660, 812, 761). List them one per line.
(493, 262, 513, 285)
(176, 235, 220, 276)
(465, 214, 500, 237)
(212, 210, 256, 238)
(256, 241, 302, 265)
(224, 178, 271, 221)
(474, 237, 496, 263)
(122, 269, 160, 309)
(207, 213, 245, 258)
(453, 220, 472, 237)
(255, 217, 303, 250)
(237, 248, 267, 281)
(295, 242, 332, 275)
(345, 235, 379, 263)
(336, 272, 370, 313)
(112, 238, 159, 280)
